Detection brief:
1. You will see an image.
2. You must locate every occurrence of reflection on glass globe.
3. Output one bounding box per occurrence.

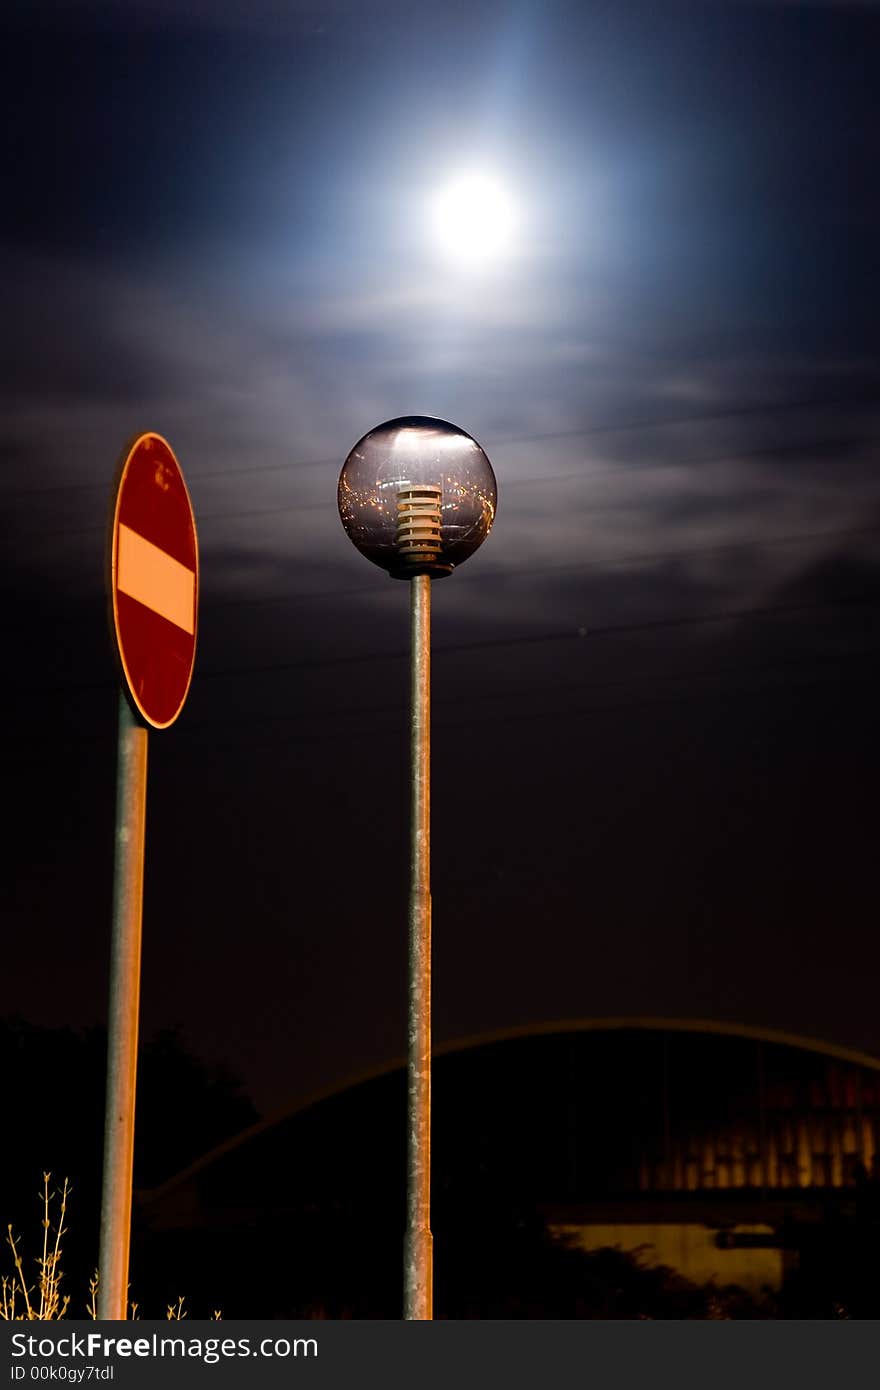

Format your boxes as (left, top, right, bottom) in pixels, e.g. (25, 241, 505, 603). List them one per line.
(337, 416, 497, 579)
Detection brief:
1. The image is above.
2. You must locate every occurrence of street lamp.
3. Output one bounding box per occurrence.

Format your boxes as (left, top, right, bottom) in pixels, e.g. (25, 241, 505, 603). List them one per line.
(337, 416, 497, 1320)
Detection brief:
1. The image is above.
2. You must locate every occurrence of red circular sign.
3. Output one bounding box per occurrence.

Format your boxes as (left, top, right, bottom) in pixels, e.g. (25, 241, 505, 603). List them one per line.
(108, 433, 199, 729)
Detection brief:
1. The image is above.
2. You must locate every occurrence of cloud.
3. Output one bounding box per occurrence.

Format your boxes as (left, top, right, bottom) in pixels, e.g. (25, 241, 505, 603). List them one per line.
(4, 227, 879, 668)
(1, 0, 451, 41)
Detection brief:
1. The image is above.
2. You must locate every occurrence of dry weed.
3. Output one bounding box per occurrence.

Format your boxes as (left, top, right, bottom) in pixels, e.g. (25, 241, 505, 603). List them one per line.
(2, 1176, 217, 1320)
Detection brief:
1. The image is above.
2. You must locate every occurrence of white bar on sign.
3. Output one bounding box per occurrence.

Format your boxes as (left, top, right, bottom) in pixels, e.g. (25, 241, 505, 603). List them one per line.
(117, 524, 196, 635)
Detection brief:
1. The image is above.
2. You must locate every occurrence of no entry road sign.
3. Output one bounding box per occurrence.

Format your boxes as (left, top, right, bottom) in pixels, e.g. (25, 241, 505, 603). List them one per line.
(108, 432, 199, 728)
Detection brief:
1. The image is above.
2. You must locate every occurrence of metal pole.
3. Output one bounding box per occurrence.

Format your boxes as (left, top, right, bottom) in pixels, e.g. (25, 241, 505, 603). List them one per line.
(98, 692, 148, 1320)
(403, 571, 433, 1320)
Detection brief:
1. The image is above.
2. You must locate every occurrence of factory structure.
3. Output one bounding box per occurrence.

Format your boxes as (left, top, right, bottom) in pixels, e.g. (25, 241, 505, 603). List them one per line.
(137, 1019, 880, 1316)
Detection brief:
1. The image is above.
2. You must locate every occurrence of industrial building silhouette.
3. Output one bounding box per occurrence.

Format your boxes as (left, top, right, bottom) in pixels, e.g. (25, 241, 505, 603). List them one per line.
(136, 1019, 880, 1317)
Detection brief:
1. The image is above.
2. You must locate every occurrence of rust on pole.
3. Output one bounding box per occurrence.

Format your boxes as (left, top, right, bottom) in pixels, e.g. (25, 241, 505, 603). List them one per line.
(97, 692, 148, 1321)
(404, 571, 433, 1320)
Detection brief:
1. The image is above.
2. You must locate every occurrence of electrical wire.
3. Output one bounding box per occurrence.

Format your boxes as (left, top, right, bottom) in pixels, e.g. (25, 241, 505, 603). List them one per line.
(8, 433, 879, 545)
(10, 648, 875, 767)
(15, 586, 880, 699)
(3, 391, 877, 501)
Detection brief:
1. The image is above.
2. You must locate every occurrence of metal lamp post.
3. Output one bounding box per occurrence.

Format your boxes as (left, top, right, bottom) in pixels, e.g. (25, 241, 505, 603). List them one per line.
(337, 416, 497, 1320)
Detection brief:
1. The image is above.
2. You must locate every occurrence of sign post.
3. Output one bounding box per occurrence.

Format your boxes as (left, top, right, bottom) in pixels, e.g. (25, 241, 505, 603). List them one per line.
(99, 432, 198, 1320)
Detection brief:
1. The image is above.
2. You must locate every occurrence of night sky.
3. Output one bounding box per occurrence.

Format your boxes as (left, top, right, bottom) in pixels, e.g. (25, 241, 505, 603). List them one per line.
(3, 0, 879, 1122)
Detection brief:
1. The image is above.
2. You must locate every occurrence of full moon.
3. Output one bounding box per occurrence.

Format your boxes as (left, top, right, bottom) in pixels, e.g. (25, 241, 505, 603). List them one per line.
(428, 171, 518, 269)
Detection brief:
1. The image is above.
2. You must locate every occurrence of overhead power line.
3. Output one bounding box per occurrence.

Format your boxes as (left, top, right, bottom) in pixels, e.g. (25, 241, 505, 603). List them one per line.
(195, 589, 880, 683)
(8, 432, 878, 545)
(7, 644, 878, 767)
(208, 521, 880, 612)
(19, 586, 878, 701)
(3, 391, 877, 501)
(181, 644, 880, 739)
